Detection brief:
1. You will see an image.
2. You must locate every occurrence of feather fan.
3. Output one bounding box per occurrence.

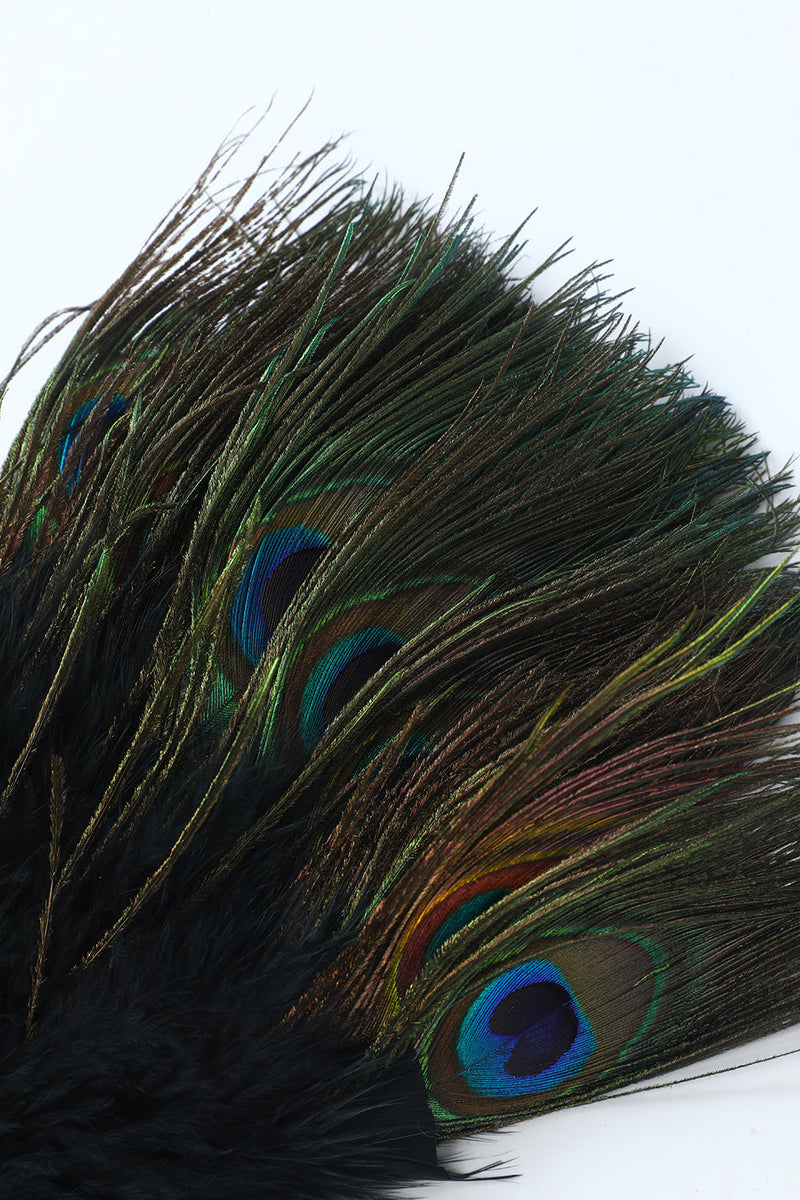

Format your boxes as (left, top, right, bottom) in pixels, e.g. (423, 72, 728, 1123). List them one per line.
(0, 137, 798, 1198)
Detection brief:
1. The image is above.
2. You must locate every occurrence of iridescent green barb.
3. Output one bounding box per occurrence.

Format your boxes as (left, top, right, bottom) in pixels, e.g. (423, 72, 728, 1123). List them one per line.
(0, 136, 798, 1197)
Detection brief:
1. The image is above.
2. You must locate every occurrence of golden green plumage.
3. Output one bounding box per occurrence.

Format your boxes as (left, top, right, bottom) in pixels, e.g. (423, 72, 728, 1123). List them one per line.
(0, 138, 798, 1196)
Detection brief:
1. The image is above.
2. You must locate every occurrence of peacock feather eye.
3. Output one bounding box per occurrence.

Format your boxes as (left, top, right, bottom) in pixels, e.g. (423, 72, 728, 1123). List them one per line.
(58, 392, 130, 470)
(57, 392, 130, 495)
(231, 525, 331, 663)
(299, 625, 405, 751)
(456, 961, 595, 1096)
(58, 398, 99, 472)
(491, 983, 580, 1076)
(424, 934, 663, 1121)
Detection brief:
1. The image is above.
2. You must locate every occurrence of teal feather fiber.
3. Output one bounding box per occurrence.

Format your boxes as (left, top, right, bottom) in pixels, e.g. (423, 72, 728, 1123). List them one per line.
(0, 136, 798, 1197)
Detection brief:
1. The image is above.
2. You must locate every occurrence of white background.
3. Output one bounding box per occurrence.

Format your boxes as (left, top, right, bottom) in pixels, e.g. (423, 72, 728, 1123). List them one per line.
(1, 2, 798, 1195)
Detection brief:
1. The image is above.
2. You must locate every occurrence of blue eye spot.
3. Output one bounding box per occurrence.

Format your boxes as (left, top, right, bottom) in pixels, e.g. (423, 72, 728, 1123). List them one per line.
(300, 626, 405, 751)
(58, 399, 99, 471)
(489, 981, 580, 1076)
(231, 526, 331, 664)
(457, 960, 595, 1097)
(57, 393, 130, 492)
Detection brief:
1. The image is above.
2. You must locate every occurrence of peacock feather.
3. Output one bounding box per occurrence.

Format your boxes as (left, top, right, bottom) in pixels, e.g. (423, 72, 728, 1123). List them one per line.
(0, 137, 798, 1198)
